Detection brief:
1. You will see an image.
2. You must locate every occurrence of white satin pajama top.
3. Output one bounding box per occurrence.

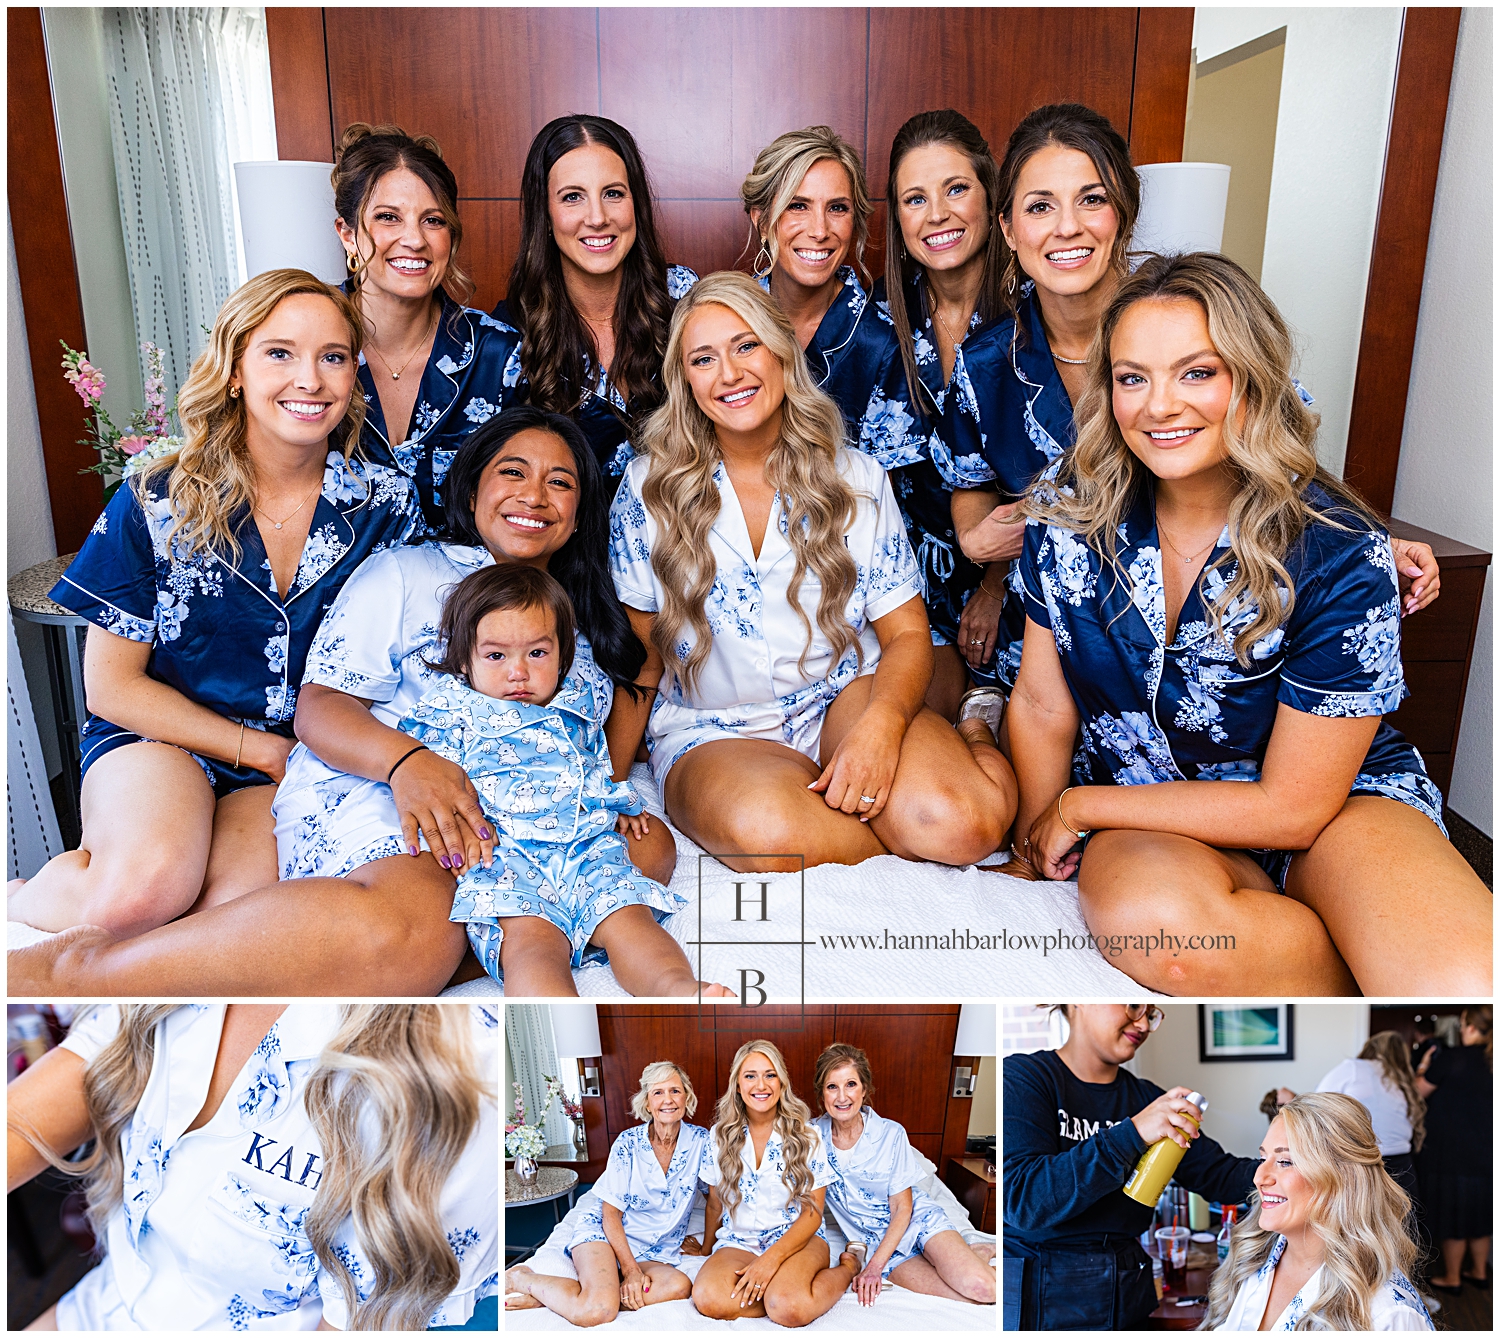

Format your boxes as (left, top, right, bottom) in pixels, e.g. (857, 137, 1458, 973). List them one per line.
(700, 1124, 837, 1256)
(53, 1003, 499, 1331)
(1214, 1234, 1433, 1330)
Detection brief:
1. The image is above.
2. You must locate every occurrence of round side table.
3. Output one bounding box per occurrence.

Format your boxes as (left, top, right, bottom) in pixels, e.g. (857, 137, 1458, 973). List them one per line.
(9, 554, 85, 845)
(505, 1164, 579, 1225)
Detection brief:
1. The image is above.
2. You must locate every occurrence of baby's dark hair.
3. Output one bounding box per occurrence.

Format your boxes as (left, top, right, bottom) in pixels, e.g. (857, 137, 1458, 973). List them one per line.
(427, 565, 576, 687)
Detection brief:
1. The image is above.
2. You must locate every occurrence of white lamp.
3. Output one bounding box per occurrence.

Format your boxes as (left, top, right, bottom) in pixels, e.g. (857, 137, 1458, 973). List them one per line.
(955, 1004, 996, 1057)
(234, 161, 345, 284)
(551, 1003, 601, 1058)
(1133, 162, 1231, 257)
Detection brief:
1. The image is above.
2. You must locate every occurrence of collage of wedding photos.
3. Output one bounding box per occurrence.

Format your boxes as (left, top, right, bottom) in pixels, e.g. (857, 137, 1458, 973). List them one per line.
(5, 3, 1492, 1332)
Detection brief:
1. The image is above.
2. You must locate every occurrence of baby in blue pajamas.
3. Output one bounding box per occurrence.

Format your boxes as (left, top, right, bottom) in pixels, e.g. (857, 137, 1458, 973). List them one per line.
(397, 564, 729, 996)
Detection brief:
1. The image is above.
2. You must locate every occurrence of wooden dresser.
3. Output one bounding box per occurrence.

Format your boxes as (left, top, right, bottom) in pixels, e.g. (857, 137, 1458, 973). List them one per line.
(1385, 517, 1491, 799)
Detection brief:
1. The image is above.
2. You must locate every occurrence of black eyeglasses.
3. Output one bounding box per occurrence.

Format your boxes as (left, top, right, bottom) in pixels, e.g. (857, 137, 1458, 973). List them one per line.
(1124, 1004, 1164, 1031)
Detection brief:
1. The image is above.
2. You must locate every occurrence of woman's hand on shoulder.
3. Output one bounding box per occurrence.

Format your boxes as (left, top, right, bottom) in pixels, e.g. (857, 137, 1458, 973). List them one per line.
(1391, 538, 1440, 616)
(389, 748, 496, 873)
(1130, 1087, 1203, 1151)
(809, 701, 904, 822)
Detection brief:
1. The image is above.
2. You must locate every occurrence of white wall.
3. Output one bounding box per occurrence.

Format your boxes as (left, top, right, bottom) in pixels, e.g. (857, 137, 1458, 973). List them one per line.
(1133, 1005, 1370, 1159)
(41, 6, 142, 421)
(969, 1055, 996, 1139)
(1391, 7, 1492, 835)
(1192, 9, 1401, 476)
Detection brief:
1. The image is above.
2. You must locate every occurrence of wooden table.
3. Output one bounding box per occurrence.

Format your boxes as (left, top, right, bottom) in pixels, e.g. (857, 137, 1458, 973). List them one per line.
(942, 1157, 996, 1234)
(1148, 1241, 1217, 1329)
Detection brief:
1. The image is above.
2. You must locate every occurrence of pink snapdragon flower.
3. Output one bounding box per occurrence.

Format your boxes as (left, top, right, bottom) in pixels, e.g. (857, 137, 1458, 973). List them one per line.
(61, 344, 106, 406)
(141, 341, 168, 435)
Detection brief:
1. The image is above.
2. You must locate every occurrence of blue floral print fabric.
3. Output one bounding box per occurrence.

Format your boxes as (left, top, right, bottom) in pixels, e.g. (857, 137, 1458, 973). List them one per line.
(396, 676, 686, 976)
(492, 265, 698, 486)
(1220, 1233, 1433, 1330)
(812, 1107, 954, 1276)
(1018, 481, 1446, 887)
(51, 452, 417, 793)
(700, 1124, 836, 1256)
(608, 448, 923, 788)
(54, 1003, 499, 1331)
(273, 542, 616, 883)
(565, 1123, 711, 1266)
(348, 284, 525, 538)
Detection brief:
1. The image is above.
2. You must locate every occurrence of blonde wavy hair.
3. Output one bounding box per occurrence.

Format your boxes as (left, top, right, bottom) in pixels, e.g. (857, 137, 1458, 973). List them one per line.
(1357, 1031, 1426, 1153)
(1200, 1093, 1420, 1331)
(711, 1039, 819, 1219)
(637, 272, 861, 692)
(11, 1005, 488, 1333)
(139, 269, 365, 562)
(740, 125, 873, 283)
(631, 1061, 698, 1122)
(1025, 252, 1380, 666)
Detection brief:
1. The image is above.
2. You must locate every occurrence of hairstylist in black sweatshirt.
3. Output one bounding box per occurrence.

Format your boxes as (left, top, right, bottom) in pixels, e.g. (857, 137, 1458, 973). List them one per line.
(1003, 1005, 1259, 1330)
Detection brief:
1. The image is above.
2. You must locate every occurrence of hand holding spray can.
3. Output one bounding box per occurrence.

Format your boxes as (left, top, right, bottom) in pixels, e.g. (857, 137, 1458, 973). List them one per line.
(1123, 1091, 1208, 1205)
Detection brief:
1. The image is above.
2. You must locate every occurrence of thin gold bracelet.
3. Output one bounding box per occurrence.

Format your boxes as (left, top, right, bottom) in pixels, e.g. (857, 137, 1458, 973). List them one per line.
(979, 577, 1008, 600)
(234, 721, 246, 769)
(1057, 786, 1091, 839)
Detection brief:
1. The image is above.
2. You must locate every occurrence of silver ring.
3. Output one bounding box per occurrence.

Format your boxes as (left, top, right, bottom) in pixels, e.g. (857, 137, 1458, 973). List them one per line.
(860, 795, 877, 804)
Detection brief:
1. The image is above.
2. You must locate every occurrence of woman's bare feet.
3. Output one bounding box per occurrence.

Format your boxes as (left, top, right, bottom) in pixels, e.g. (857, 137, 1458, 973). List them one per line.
(8, 924, 117, 994)
(504, 1265, 543, 1310)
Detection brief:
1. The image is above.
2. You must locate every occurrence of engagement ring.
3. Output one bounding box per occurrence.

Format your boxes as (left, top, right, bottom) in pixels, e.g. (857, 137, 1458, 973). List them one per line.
(860, 795, 876, 804)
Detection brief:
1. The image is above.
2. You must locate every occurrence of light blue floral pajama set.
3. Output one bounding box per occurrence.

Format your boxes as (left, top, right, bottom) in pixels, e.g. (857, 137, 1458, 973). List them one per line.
(52, 1003, 499, 1330)
(1019, 481, 1447, 887)
(565, 1123, 712, 1266)
(812, 1107, 954, 1275)
(396, 676, 687, 981)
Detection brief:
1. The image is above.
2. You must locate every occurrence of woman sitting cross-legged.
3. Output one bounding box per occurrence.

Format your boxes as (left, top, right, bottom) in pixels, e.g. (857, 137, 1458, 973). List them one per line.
(608, 271, 1016, 871)
(506, 1061, 708, 1322)
(688, 1040, 858, 1326)
(8, 269, 416, 941)
(813, 1043, 995, 1306)
(1005, 251, 1490, 996)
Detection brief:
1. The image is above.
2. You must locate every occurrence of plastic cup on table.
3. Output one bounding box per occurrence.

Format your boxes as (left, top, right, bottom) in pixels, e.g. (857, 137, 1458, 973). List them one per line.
(1155, 1226, 1191, 1290)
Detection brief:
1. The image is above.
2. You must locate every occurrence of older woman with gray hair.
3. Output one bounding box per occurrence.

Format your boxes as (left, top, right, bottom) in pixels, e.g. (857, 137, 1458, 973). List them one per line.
(507, 1061, 710, 1323)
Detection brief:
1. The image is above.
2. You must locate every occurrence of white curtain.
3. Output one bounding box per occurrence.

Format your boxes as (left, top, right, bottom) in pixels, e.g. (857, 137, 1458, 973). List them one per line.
(506, 1005, 574, 1150)
(101, 8, 276, 399)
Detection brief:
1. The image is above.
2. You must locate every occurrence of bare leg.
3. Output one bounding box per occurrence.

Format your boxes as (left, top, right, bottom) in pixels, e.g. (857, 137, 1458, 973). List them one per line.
(190, 785, 280, 912)
(1077, 830, 1357, 995)
(503, 1264, 543, 1310)
(7, 853, 467, 997)
(623, 814, 677, 885)
(1433, 1240, 1468, 1288)
(821, 676, 1016, 865)
(1284, 796, 1492, 995)
(762, 1240, 858, 1328)
(925, 644, 970, 720)
(888, 1230, 995, 1303)
(633, 1261, 694, 1307)
(693, 1247, 768, 1320)
(497, 915, 578, 997)
(588, 905, 734, 997)
(1467, 1238, 1491, 1282)
(24, 1302, 58, 1330)
(506, 1243, 619, 1326)
(666, 740, 886, 874)
(8, 743, 215, 936)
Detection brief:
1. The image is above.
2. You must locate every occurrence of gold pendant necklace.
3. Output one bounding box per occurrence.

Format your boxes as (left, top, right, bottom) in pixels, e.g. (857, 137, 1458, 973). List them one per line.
(368, 304, 438, 381)
(256, 482, 320, 531)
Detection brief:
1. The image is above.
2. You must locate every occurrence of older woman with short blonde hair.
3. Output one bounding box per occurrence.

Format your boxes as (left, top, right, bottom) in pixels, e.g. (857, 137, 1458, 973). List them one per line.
(507, 1060, 709, 1322)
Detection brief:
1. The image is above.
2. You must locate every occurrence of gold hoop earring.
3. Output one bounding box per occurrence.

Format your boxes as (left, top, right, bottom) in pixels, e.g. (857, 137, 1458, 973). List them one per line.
(346, 249, 362, 275)
(229, 385, 241, 399)
(752, 241, 774, 280)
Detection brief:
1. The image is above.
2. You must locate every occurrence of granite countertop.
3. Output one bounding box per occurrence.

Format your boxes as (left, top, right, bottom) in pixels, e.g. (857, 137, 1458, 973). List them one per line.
(8, 553, 78, 618)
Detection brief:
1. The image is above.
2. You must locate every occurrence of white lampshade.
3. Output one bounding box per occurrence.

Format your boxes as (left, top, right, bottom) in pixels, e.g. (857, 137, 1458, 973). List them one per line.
(1134, 162, 1231, 257)
(954, 1004, 996, 1056)
(551, 1004, 602, 1059)
(234, 160, 345, 284)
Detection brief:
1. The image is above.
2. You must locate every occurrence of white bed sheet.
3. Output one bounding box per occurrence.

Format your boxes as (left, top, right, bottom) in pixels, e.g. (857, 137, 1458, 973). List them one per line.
(8, 766, 1149, 998)
(507, 1154, 995, 1332)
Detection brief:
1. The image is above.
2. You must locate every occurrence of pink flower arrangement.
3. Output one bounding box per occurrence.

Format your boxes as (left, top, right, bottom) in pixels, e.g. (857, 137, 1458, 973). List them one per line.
(60, 339, 177, 501)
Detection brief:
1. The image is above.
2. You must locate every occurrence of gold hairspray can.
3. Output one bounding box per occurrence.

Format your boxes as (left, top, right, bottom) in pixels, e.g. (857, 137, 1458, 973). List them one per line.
(1123, 1091, 1207, 1205)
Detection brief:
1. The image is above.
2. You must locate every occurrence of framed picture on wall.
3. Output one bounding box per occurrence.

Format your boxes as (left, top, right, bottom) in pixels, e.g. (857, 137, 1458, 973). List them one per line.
(1197, 1005, 1295, 1062)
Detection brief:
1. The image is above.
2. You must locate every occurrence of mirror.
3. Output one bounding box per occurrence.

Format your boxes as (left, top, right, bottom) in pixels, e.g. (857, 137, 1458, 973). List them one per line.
(504, 1004, 589, 1162)
(1184, 8, 1402, 476)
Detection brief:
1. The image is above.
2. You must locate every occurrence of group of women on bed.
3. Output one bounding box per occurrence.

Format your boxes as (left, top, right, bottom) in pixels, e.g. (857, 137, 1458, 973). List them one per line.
(9, 101, 1491, 1000)
(507, 1040, 994, 1326)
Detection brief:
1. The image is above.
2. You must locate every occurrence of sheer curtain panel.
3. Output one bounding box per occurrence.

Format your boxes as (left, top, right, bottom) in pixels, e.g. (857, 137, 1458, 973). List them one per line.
(102, 8, 276, 397)
(506, 1005, 574, 1150)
